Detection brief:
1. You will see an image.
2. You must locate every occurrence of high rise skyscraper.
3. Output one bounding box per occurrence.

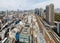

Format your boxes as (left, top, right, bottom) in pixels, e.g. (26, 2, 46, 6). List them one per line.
(46, 4, 54, 25)
(35, 8, 39, 15)
(39, 8, 43, 16)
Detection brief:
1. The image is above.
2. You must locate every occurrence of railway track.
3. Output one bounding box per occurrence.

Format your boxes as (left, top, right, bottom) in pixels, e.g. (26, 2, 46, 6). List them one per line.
(37, 15, 60, 43)
(49, 29, 60, 43)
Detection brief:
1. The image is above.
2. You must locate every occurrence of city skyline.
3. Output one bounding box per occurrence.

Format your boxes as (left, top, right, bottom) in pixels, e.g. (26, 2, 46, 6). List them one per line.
(0, 0, 60, 11)
(0, 2, 60, 43)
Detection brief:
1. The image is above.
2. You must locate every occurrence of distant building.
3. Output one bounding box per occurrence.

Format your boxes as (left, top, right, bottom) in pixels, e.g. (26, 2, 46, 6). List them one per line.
(35, 8, 39, 15)
(35, 8, 43, 17)
(55, 8, 60, 13)
(46, 4, 54, 25)
(39, 8, 43, 16)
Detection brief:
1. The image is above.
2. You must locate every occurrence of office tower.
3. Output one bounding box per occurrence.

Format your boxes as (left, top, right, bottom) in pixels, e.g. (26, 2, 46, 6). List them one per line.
(39, 8, 43, 16)
(46, 4, 54, 25)
(57, 22, 60, 35)
(35, 8, 39, 15)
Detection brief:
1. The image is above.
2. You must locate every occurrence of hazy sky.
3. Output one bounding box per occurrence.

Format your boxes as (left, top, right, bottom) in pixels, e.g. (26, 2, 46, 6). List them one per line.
(0, 0, 60, 11)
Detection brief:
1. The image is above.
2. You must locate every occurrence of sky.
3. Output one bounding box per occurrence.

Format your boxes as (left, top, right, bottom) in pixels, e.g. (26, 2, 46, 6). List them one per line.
(0, 0, 60, 11)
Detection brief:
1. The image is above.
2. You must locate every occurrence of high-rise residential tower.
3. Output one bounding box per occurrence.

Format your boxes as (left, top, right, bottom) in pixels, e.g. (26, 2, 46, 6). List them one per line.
(46, 4, 54, 25)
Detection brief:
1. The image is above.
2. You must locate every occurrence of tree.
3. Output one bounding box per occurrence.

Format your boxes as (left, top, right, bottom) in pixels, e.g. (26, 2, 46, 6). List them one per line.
(55, 13, 60, 22)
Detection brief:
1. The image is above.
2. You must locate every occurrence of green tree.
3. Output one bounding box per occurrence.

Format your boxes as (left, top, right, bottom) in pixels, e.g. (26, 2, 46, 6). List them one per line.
(55, 13, 60, 22)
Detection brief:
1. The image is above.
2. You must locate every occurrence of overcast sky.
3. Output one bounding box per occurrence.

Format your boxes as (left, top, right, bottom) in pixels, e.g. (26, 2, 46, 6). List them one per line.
(0, 0, 60, 11)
